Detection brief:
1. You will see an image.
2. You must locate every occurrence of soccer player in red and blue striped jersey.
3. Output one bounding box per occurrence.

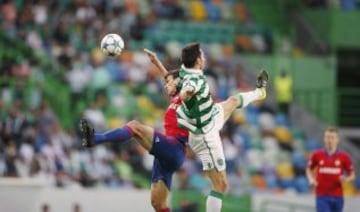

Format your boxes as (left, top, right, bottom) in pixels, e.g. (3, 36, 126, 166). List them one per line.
(80, 51, 186, 212)
(306, 127, 355, 212)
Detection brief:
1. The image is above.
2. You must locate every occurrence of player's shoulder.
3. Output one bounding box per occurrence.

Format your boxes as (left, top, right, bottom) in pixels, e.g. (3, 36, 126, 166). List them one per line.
(180, 68, 200, 79)
(337, 150, 351, 158)
(312, 149, 325, 156)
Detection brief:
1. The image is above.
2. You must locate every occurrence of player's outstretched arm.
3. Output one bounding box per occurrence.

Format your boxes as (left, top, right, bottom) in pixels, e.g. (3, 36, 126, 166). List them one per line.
(144, 48, 168, 77)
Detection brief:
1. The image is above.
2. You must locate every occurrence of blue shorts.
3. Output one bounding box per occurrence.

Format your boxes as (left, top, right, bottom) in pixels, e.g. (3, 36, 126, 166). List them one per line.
(149, 131, 186, 190)
(316, 196, 344, 212)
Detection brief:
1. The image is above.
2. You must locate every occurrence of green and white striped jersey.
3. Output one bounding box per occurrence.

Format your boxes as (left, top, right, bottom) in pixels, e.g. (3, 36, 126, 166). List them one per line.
(176, 66, 215, 134)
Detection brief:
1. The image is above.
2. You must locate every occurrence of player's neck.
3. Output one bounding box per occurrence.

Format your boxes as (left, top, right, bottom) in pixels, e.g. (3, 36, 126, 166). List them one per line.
(183, 65, 203, 74)
(326, 148, 337, 155)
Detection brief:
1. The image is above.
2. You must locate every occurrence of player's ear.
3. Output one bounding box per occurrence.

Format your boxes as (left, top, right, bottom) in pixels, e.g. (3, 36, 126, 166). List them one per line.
(196, 56, 201, 66)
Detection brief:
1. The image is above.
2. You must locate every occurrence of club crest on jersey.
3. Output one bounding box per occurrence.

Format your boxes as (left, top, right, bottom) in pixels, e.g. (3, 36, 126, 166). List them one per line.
(319, 160, 324, 165)
(335, 160, 341, 166)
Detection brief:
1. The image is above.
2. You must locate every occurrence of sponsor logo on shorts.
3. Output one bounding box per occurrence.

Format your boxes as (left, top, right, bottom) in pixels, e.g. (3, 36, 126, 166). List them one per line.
(217, 159, 224, 167)
(155, 137, 160, 143)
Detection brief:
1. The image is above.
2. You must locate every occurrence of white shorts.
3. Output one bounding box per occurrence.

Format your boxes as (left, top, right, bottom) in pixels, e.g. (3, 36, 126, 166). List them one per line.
(188, 104, 226, 171)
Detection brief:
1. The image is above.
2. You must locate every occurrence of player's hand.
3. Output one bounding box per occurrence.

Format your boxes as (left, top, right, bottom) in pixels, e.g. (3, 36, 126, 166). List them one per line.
(308, 178, 318, 187)
(144, 48, 158, 63)
(339, 175, 351, 183)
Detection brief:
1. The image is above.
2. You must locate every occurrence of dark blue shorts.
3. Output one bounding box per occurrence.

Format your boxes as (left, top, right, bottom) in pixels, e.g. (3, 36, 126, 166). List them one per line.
(149, 131, 186, 190)
(316, 196, 344, 212)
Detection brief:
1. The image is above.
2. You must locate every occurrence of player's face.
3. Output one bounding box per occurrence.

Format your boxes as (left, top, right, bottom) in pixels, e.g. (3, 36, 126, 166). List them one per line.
(165, 75, 180, 96)
(324, 131, 339, 151)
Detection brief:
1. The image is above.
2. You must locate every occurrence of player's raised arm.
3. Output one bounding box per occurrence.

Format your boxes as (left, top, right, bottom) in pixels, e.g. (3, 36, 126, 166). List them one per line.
(144, 48, 168, 77)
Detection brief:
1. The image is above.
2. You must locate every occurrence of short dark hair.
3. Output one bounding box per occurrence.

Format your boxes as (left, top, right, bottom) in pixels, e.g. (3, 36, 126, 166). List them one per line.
(165, 69, 180, 80)
(181, 43, 201, 68)
(325, 127, 338, 134)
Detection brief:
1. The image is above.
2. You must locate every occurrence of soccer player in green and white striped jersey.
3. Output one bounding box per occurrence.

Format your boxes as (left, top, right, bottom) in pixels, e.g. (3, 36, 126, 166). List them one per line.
(177, 43, 268, 212)
(176, 65, 215, 134)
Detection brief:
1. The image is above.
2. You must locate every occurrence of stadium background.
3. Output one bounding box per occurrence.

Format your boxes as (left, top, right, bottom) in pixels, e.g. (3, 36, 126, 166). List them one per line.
(0, 0, 360, 211)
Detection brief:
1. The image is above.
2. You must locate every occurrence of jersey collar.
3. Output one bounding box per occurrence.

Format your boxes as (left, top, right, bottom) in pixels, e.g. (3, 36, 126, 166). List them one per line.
(181, 64, 203, 75)
(323, 148, 339, 156)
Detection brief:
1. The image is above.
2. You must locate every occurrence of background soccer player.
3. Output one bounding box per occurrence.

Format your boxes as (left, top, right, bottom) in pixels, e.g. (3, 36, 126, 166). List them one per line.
(177, 43, 267, 212)
(306, 127, 355, 212)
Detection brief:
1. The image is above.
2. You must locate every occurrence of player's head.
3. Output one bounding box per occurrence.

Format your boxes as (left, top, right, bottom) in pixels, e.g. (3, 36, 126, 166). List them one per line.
(324, 127, 339, 151)
(181, 42, 205, 70)
(164, 69, 180, 96)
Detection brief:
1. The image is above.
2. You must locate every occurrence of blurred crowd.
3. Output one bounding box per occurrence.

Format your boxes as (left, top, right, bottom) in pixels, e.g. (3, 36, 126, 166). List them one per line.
(304, 0, 360, 9)
(0, 0, 359, 196)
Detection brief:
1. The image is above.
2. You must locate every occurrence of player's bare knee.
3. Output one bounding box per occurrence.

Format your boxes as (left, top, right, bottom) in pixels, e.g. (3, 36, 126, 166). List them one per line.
(127, 120, 140, 128)
(127, 120, 143, 134)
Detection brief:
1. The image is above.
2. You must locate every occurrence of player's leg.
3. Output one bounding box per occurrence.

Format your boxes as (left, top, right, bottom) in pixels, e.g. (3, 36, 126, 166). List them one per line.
(331, 197, 344, 212)
(80, 119, 154, 151)
(218, 96, 241, 122)
(316, 196, 332, 212)
(205, 169, 227, 212)
(203, 140, 227, 212)
(150, 158, 175, 212)
(126, 120, 154, 151)
(188, 127, 227, 212)
(219, 70, 268, 121)
(151, 180, 170, 212)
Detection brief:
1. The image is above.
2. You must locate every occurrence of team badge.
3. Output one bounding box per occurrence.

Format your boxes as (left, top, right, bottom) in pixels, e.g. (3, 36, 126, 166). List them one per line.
(319, 160, 324, 165)
(335, 160, 341, 166)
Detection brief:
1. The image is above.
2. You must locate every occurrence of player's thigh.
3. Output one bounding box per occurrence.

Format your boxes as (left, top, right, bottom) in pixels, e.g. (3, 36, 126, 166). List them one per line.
(189, 131, 226, 171)
(316, 196, 332, 212)
(127, 120, 154, 151)
(331, 197, 344, 212)
(151, 180, 169, 209)
(218, 96, 240, 122)
(205, 169, 228, 192)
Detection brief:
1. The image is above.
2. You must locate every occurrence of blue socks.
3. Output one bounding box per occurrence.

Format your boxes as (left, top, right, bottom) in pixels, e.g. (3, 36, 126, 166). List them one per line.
(94, 126, 134, 145)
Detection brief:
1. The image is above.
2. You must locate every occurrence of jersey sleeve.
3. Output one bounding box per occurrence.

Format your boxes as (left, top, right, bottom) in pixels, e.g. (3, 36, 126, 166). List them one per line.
(181, 75, 203, 94)
(307, 151, 318, 169)
(342, 153, 354, 173)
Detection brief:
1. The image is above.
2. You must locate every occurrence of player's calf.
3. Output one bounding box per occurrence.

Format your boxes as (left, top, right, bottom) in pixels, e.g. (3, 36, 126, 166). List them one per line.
(151, 200, 169, 212)
(220, 96, 241, 121)
(210, 175, 228, 193)
(79, 119, 134, 148)
(205, 170, 228, 212)
(151, 180, 170, 212)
